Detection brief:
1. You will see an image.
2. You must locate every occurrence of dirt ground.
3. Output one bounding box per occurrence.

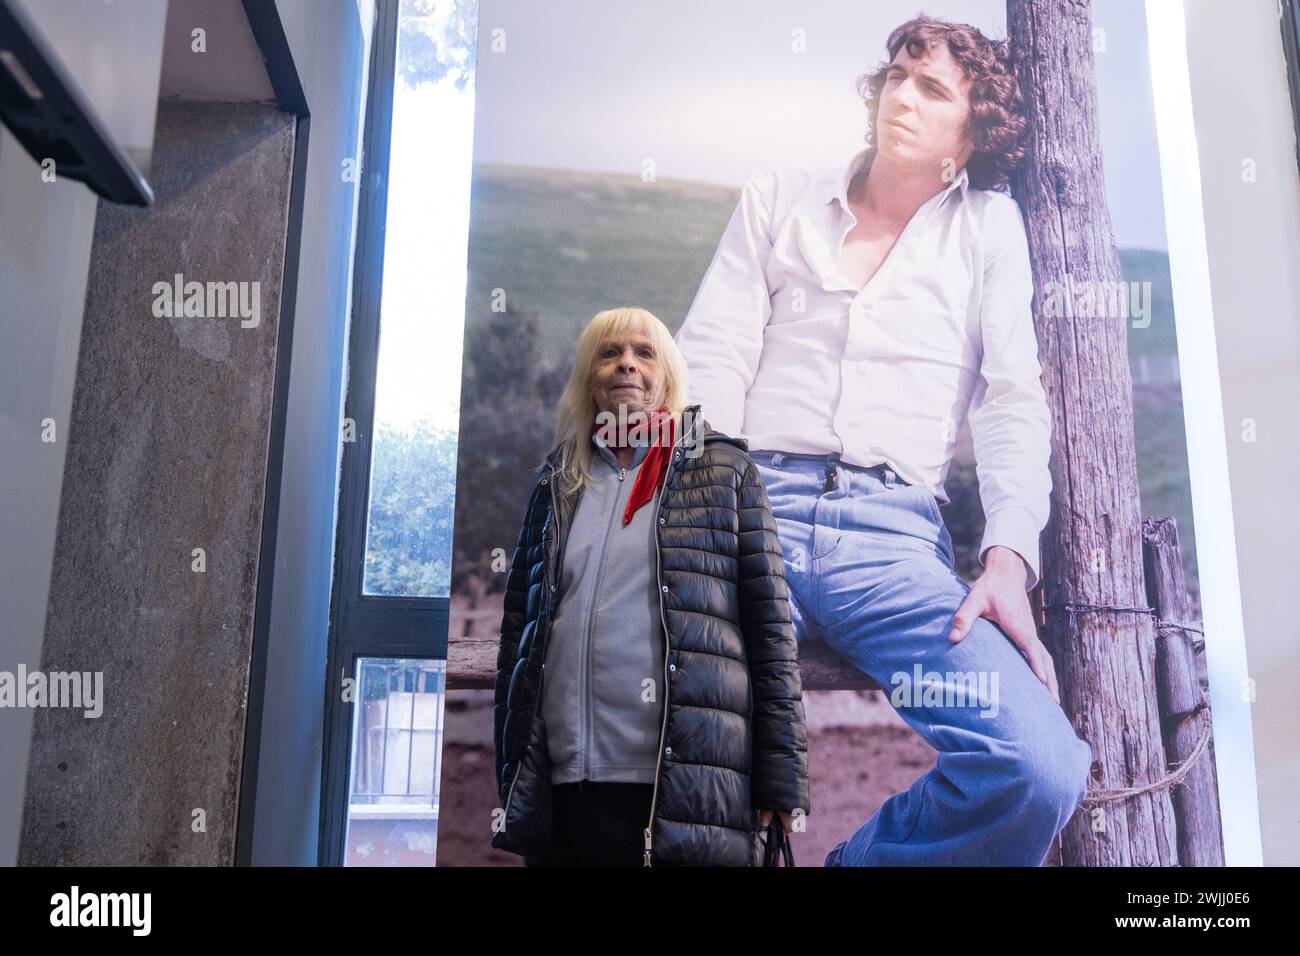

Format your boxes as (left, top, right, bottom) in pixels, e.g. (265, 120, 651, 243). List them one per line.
(435, 688, 949, 867)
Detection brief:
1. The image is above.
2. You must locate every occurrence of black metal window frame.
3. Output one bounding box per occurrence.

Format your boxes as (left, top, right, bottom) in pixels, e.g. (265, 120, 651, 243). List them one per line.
(318, 0, 450, 867)
(234, 0, 311, 868)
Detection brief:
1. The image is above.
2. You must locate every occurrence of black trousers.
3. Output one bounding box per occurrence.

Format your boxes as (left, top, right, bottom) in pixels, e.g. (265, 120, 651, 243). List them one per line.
(524, 781, 654, 867)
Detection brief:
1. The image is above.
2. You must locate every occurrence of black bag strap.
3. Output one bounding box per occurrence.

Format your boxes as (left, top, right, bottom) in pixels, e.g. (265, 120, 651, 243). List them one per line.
(761, 818, 796, 867)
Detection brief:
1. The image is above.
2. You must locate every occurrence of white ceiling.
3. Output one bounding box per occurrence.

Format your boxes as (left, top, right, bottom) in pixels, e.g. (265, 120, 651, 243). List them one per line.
(159, 0, 276, 103)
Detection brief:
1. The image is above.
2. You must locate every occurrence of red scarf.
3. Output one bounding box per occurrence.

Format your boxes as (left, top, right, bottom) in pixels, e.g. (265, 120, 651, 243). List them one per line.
(592, 406, 677, 525)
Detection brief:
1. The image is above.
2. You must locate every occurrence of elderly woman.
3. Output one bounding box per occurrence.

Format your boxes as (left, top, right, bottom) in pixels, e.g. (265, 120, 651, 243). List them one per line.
(491, 306, 810, 867)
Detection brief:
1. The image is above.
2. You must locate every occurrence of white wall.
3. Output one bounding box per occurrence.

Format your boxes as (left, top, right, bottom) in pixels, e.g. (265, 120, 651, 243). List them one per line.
(243, 0, 374, 865)
(1184, 0, 1300, 865)
(0, 131, 101, 867)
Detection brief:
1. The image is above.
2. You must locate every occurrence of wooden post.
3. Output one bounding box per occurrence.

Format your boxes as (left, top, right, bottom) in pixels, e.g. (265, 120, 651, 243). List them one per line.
(1142, 517, 1224, 865)
(1007, 0, 1179, 864)
(448, 576, 498, 690)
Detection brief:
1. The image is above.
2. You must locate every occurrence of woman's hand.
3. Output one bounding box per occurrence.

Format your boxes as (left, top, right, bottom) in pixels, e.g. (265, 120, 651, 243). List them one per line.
(757, 810, 796, 833)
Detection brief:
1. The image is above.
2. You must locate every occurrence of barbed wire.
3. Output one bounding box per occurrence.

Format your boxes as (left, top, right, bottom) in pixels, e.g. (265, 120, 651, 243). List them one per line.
(1039, 601, 1206, 650)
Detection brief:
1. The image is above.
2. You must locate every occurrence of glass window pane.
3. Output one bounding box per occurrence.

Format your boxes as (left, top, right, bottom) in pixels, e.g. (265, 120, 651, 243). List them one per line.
(343, 657, 447, 866)
(363, 0, 478, 597)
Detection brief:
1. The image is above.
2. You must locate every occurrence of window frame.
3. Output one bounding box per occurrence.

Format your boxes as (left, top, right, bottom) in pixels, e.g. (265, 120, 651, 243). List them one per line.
(233, 0, 312, 869)
(318, 0, 452, 867)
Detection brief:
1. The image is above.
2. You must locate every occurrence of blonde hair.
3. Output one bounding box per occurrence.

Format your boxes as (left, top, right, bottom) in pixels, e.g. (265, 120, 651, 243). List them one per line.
(549, 307, 691, 497)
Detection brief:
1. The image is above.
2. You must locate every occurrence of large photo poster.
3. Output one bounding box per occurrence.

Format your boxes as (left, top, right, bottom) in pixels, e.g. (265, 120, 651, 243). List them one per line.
(438, 0, 1241, 866)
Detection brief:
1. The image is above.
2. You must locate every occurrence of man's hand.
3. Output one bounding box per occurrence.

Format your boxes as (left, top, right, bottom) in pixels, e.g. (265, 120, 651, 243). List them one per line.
(757, 810, 796, 833)
(949, 545, 1059, 705)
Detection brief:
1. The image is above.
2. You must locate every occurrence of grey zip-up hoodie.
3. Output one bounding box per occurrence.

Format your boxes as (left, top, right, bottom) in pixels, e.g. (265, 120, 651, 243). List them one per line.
(540, 435, 664, 784)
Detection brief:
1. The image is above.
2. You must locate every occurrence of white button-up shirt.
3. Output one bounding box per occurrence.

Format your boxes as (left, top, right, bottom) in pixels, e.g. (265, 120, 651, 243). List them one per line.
(674, 146, 1052, 589)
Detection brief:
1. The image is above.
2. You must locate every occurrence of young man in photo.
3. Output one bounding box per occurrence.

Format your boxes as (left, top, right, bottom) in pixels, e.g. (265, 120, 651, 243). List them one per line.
(674, 15, 1093, 866)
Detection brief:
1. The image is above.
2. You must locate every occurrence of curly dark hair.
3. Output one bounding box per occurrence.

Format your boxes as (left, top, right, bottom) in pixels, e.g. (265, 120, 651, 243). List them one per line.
(857, 14, 1027, 191)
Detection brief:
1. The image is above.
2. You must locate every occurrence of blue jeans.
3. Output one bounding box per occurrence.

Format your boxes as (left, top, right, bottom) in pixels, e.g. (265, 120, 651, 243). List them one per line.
(751, 450, 1092, 866)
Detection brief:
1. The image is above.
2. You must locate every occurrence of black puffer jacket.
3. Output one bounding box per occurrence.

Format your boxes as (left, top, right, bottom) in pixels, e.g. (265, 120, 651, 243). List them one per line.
(492, 404, 810, 866)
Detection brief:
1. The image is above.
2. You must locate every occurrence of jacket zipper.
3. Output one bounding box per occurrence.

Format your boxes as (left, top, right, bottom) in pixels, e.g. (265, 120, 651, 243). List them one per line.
(644, 414, 693, 866)
(551, 473, 568, 599)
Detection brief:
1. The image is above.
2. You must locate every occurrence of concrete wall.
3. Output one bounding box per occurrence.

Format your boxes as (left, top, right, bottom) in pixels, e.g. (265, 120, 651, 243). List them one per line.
(1184, 0, 1300, 865)
(18, 98, 296, 865)
(0, 0, 372, 869)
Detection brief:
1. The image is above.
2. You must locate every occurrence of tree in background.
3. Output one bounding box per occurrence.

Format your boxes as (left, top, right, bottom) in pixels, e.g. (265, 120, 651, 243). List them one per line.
(396, 0, 476, 92)
(451, 300, 567, 594)
(366, 419, 459, 596)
